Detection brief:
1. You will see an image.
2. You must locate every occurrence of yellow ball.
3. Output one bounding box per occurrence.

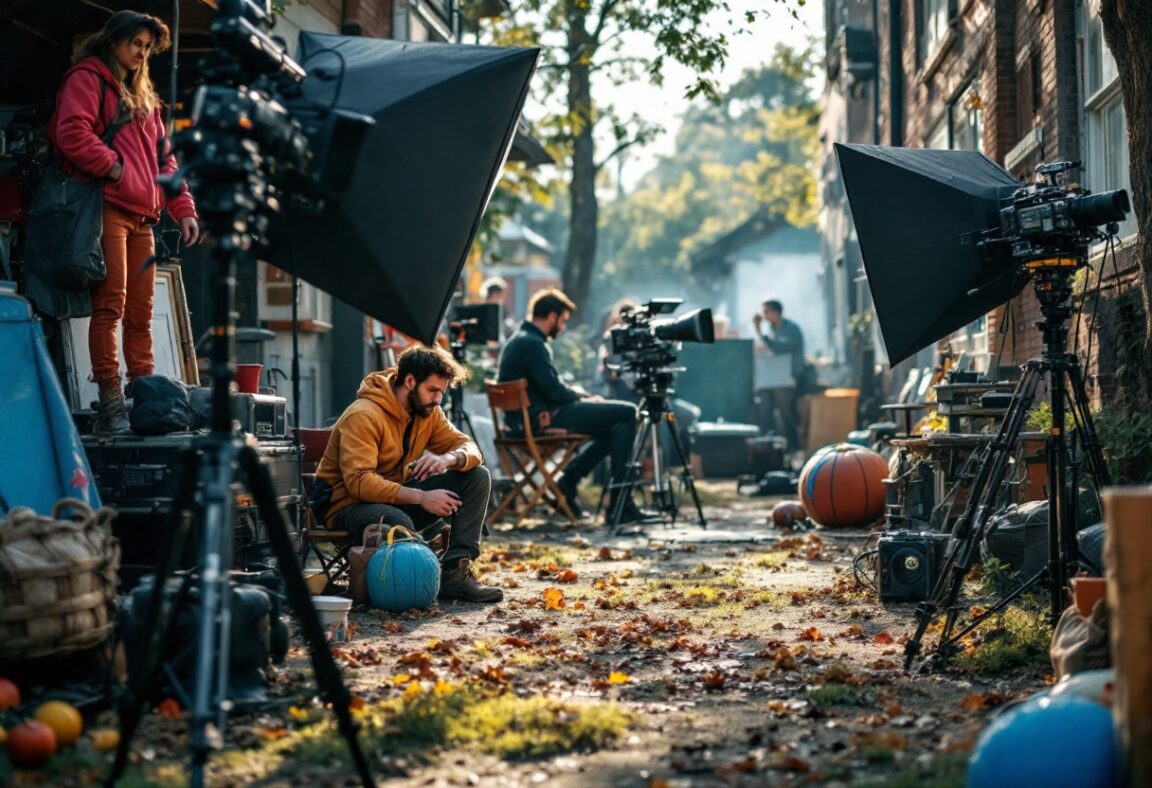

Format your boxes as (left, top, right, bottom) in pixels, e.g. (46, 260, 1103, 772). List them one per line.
(89, 728, 120, 753)
(35, 701, 84, 747)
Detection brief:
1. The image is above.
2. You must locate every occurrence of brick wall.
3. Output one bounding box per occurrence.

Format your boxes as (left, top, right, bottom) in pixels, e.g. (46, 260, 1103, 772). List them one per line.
(296, 0, 393, 39)
(342, 0, 394, 38)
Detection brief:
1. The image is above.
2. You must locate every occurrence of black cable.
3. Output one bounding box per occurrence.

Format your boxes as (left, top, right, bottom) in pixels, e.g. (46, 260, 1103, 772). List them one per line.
(300, 47, 348, 111)
(852, 544, 881, 592)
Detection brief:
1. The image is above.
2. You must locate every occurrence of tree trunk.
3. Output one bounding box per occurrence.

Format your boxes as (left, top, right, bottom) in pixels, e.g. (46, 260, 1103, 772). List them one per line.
(1099, 0, 1152, 395)
(561, 5, 598, 319)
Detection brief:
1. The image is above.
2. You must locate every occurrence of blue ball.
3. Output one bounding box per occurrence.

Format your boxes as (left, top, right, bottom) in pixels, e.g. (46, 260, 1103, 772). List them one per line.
(366, 541, 441, 612)
(967, 695, 1117, 788)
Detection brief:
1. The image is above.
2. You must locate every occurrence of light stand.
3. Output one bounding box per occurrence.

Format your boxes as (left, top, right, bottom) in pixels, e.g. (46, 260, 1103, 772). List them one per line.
(446, 323, 476, 439)
(106, 84, 374, 788)
(604, 370, 707, 532)
(902, 257, 1111, 672)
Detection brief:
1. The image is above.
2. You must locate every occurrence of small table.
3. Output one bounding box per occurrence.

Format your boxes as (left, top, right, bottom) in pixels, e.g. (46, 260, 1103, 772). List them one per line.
(881, 402, 929, 438)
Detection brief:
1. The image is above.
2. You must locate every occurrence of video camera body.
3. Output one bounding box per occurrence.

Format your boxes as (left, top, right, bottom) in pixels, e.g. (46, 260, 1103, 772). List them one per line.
(608, 298, 715, 397)
(994, 161, 1129, 263)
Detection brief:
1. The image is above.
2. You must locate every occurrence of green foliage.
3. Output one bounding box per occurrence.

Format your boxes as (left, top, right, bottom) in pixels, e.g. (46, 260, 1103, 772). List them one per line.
(1093, 397, 1152, 484)
(597, 44, 822, 286)
(806, 683, 872, 708)
(978, 556, 1021, 599)
(954, 605, 1052, 673)
(479, 0, 788, 311)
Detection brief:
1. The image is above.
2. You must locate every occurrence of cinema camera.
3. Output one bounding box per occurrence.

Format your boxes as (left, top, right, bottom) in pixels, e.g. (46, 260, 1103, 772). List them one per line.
(608, 298, 715, 396)
(990, 161, 1130, 262)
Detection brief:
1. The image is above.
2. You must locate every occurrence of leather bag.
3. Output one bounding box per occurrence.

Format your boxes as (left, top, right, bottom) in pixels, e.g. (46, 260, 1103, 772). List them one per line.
(24, 78, 126, 292)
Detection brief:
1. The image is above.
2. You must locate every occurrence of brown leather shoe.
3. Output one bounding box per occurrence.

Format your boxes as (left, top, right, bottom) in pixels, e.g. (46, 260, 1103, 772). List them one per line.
(438, 558, 503, 603)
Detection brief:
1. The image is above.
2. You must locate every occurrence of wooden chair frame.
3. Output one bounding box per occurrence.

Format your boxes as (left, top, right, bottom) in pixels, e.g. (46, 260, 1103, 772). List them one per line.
(485, 379, 589, 526)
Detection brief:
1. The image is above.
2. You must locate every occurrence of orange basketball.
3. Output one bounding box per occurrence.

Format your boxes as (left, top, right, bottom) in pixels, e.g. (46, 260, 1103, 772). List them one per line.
(797, 444, 888, 528)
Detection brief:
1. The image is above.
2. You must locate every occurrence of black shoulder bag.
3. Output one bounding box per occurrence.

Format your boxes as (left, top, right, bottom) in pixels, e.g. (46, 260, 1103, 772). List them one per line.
(25, 77, 127, 292)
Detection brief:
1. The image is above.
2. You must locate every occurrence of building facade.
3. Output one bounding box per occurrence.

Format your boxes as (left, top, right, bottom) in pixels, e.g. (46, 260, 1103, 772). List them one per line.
(821, 0, 1139, 404)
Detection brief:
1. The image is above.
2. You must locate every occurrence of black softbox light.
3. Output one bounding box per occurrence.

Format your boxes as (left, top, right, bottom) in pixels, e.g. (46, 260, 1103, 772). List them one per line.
(834, 143, 1026, 365)
(267, 33, 540, 345)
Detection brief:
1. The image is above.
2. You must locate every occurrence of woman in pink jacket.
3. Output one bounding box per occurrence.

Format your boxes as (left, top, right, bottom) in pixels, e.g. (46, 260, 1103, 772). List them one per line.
(49, 10, 200, 433)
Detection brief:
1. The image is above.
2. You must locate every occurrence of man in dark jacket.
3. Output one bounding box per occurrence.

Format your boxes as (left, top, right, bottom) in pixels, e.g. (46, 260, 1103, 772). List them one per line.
(497, 289, 652, 523)
(753, 299, 806, 451)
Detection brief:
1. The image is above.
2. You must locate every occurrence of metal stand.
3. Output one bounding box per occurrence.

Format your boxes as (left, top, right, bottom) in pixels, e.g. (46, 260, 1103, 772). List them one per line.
(446, 337, 476, 439)
(903, 258, 1110, 672)
(107, 83, 374, 787)
(605, 388, 707, 531)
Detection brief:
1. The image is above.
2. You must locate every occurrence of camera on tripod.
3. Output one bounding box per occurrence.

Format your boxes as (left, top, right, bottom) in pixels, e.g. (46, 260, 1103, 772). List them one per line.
(608, 298, 715, 394)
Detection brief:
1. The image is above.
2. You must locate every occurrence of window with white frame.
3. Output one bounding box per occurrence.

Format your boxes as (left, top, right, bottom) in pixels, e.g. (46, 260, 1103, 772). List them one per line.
(1081, 0, 1136, 239)
(918, 0, 953, 66)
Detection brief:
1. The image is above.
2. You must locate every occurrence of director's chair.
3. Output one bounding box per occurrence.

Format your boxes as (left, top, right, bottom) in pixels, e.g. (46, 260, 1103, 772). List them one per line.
(485, 379, 590, 527)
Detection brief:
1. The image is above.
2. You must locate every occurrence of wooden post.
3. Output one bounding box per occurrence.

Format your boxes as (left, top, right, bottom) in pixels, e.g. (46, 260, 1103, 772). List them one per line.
(1104, 486, 1152, 786)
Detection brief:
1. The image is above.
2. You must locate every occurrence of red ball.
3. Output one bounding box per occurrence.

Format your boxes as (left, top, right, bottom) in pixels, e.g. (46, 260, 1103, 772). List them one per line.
(798, 444, 888, 528)
(771, 500, 807, 527)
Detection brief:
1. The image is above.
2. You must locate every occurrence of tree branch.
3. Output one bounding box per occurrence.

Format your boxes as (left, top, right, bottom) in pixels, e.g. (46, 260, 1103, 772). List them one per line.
(591, 0, 623, 46)
(594, 137, 646, 174)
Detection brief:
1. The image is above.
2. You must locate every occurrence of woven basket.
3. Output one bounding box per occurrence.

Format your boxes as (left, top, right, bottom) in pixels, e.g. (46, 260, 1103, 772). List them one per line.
(0, 499, 120, 661)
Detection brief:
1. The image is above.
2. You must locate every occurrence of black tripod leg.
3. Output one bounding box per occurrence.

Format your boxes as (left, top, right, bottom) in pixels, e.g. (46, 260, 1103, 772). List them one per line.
(108, 448, 200, 786)
(237, 445, 376, 788)
(608, 415, 652, 532)
(903, 364, 1041, 670)
(664, 413, 706, 527)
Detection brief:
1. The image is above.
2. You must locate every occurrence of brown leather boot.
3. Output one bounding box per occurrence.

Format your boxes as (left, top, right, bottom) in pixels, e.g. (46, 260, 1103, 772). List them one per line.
(438, 558, 503, 603)
(95, 383, 130, 435)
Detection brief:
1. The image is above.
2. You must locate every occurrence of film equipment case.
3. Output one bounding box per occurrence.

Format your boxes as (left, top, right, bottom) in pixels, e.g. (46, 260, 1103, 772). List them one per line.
(81, 433, 302, 586)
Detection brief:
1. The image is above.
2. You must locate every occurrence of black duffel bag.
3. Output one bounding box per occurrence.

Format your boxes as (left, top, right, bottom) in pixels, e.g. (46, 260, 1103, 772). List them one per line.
(128, 375, 202, 435)
(24, 76, 126, 292)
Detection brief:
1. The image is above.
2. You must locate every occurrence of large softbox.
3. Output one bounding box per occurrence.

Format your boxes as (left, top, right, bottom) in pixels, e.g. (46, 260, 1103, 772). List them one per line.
(266, 33, 539, 345)
(834, 143, 1025, 365)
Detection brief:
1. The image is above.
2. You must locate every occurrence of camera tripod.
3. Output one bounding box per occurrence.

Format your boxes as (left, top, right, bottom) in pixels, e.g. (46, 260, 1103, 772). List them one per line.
(107, 90, 374, 786)
(604, 380, 707, 532)
(902, 257, 1110, 672)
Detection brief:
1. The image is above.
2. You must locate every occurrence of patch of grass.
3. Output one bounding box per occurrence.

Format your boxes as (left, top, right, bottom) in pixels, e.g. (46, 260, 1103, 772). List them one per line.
(380, 683, 630, 758)
(742, 589, 785, 608)
(954, 605, 1052, 673)
(748, 551, 791, 569)
(806, 683, 872, 708)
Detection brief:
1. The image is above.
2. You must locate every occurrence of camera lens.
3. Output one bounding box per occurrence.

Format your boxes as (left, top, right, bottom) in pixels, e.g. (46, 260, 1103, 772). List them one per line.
(1069, 189, 1130, 228)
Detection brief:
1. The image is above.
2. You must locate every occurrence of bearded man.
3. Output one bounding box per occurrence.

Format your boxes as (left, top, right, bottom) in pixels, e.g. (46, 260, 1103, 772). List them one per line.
(314, 344, 501, 603)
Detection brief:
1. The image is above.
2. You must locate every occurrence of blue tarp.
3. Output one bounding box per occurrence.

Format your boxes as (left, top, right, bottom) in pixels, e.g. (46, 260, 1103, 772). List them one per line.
(0, 287, 100, 514)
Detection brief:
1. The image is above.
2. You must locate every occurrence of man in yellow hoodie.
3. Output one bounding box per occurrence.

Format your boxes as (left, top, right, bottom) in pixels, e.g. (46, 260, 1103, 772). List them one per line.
(314, 344, 502, 603)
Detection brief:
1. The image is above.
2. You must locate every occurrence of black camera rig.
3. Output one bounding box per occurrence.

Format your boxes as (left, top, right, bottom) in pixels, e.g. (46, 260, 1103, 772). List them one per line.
(608, 298, 714, 397)
(987, 161, 1129, 264)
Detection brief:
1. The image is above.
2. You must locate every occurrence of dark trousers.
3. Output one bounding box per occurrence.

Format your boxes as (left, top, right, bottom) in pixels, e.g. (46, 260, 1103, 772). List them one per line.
(550, 399, 638, 486)
(754, 386, 799, 451)
(332, 466, 490, 566)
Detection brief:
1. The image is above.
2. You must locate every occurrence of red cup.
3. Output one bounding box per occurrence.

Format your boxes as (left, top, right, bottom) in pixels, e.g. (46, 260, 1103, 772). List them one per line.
(235, 363, 263, 394)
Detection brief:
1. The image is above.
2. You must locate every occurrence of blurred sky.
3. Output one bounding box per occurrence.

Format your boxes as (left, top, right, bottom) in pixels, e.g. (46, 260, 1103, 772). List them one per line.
(601, 0, 826, 191)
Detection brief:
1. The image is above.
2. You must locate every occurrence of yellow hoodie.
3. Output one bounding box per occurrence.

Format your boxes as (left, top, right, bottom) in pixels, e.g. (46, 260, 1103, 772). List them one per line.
(315, 369, 482, 524)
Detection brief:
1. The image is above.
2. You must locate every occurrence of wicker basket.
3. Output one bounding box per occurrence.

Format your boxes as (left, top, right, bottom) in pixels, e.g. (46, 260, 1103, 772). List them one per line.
(0, 499, 120, 661)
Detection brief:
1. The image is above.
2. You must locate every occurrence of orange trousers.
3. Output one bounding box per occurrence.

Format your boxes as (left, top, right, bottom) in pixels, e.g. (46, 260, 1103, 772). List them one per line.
(89, 204, 156, 387)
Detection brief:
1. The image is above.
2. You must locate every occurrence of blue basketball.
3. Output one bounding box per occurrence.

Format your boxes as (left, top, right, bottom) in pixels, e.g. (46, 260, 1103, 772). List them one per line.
(366, 539, 441, 612)
(967, 695, 1117, 788)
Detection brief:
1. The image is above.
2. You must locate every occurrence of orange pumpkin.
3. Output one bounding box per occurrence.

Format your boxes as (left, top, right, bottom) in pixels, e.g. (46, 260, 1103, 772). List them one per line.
(5, 720, 57, 768)
(0, 678, 20, 710)
(35, 701, 83, 747)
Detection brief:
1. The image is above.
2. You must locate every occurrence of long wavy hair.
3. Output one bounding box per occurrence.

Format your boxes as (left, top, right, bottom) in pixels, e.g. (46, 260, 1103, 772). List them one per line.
(74, 10, 171, 119)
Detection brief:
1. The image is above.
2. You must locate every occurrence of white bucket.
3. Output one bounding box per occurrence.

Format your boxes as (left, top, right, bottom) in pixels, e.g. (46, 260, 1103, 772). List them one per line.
(312, 595, 353, 642)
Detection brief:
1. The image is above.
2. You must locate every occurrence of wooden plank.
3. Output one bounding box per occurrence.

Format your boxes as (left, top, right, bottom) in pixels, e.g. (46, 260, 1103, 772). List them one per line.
(1104, 487, 1152, 786)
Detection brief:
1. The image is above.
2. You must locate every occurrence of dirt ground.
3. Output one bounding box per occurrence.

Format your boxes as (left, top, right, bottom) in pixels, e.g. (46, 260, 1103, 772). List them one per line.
(2, 483, 1055, 787)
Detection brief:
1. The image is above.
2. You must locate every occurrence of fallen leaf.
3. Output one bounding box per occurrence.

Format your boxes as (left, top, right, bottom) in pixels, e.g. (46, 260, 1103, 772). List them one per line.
(543, 587, 567, 610)
(799, 627, 823, 642)
(874, 632, 895, 645)
(608, 671, 632, 684)
(157, 698, 183, 720)
(557, 568, 579, 583)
